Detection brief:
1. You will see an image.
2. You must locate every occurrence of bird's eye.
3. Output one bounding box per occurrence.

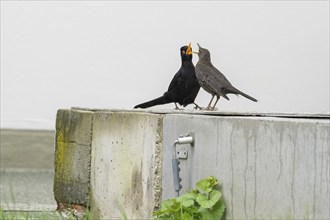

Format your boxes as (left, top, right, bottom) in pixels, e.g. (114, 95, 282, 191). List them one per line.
(182, 51, 186, 54)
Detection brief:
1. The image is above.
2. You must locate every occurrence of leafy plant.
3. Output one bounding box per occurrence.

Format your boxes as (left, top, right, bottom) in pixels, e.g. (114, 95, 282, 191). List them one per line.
(154, 176, 225, 220)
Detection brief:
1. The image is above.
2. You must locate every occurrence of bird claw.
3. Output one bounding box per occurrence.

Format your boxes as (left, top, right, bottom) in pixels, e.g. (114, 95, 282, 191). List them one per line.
(174, 103, 184, 110)
(202, 107, 212, 111)
(193, 103, 202, 110)
(202, 106, 217, 111)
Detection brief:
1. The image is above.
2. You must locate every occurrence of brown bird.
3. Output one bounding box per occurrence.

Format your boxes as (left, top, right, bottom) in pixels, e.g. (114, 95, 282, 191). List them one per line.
(194, 43, 257, 110)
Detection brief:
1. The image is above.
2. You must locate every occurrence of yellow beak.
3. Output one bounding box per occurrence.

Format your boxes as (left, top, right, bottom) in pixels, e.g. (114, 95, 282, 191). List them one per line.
(186, 43, 192, 55)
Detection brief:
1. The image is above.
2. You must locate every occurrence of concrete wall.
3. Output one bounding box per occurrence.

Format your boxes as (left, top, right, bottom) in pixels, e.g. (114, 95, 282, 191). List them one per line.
(90, 112, 163, 219)
(54, 108, 330, 219)
(162, 115, 330, 219)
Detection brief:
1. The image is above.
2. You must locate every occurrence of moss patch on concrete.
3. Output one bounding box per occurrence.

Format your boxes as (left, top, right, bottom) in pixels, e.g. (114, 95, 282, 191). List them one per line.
(54, 109, 94, 206)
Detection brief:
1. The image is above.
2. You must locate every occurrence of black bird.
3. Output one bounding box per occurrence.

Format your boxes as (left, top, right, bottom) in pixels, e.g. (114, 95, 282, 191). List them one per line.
(195, 43, 257, 110)
(134, 43, 201, 109)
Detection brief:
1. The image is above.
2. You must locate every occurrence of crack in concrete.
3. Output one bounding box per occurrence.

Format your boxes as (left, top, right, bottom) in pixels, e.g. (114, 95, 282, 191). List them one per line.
(277, 131, 283, 182)
(57, 139, 90, 147)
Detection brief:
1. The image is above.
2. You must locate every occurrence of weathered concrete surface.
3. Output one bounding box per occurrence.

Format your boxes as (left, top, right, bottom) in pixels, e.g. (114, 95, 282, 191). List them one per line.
(54, 108, 330, 219)
(54, 109, 94, 206)
(162, 115, 330, 220)
(90, 112, 163, 219)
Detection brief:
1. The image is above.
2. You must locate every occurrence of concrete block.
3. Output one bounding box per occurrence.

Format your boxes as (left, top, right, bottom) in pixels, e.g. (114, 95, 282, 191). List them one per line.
(54, 109, 94, 205)
(90, 112, 163, 219)
(54, 109, 329, 219)
(162, 115, 330, 219)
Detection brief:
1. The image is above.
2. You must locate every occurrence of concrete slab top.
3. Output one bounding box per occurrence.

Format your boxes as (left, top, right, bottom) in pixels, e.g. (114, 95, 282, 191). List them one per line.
(71, 107, 330, 119)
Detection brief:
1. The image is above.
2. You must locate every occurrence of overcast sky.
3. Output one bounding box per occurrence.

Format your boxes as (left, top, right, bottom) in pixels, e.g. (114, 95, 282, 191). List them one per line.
(1, 1, 329, 129)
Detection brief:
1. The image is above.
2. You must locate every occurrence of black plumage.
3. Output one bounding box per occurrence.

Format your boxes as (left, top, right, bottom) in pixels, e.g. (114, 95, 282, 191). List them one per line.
(134, 44, 201, 109)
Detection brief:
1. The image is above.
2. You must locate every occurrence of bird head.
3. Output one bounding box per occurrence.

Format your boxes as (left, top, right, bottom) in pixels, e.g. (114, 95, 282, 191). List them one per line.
(194, 43, 211, 62)
(180, 43, 193, 61)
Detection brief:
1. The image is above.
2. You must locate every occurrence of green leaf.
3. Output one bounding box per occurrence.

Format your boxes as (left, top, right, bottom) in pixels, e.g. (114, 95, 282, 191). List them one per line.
(210, 190, 222, 202)
(196, 190, 221, 209)
(196, 176, 219, 193)
(177, 191, 198, 207)
(182, 205, 199, 215)
(155, 176, 225, 220)
(182, 199, 194, 207)
(163, 199, 181, 212)
(181, 212, 193, 220)
(154, 198, 181, 217)
(198, 200, 226, 220)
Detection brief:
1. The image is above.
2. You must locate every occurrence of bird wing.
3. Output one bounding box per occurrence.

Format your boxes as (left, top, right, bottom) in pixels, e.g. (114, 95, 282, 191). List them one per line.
(165, 62, 200, 106)
(199, 63, 257, 102)
(167, 70, 183, 92)
(197, 63, 232, 96)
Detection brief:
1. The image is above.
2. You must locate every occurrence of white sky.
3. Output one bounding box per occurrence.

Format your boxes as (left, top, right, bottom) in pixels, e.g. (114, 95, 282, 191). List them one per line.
(1, 1, 329, 129)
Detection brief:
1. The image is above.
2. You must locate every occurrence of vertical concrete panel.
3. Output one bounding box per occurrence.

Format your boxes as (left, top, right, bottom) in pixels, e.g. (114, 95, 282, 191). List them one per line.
(315, 123, 330, 217)
(90, 112, 163, 219)
(54, 109, 94, 205)
(162, 114, 221, 198)
(162, 114, 330, 219)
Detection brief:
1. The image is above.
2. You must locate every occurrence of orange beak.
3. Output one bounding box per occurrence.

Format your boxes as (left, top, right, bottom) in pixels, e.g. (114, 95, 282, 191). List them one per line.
(186, 43, 193, 55)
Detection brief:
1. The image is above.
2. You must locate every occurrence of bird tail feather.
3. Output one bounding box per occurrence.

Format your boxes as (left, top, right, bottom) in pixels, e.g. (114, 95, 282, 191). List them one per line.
(229, 87, 258, 102)
(237, 90, 258, 102)
(134, 96, 172, 109)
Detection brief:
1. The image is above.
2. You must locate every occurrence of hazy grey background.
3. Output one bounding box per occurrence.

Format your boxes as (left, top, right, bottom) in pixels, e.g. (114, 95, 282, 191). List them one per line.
(1, 1, 329, 130)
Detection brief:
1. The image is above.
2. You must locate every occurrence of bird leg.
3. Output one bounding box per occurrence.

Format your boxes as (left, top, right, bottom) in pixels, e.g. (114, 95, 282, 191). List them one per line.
(174, 103, 183, 110)
(203, 95, 215, 110)
(211, 96, 220, 110)
(193, 103, 202, 110)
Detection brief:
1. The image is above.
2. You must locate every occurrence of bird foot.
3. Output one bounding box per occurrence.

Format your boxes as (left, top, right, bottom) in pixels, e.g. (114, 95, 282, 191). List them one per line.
(174, 103, 184, 110)
(202, 106, 217, 111)
(202, 106, 212, 111)
(193, 103, 202, 110)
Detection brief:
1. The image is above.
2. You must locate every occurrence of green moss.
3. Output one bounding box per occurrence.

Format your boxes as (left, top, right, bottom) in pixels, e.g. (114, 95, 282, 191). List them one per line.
(54, 127, 71, 181)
